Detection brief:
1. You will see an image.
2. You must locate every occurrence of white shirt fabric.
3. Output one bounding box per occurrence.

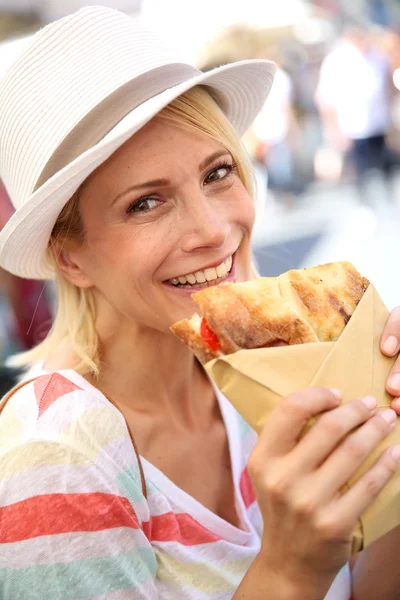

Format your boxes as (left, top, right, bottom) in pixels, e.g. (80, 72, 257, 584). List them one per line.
(3, 364, 352, 598)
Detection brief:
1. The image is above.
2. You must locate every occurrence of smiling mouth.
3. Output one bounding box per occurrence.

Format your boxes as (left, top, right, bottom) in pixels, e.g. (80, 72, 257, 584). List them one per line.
(166, 255, 234, 289)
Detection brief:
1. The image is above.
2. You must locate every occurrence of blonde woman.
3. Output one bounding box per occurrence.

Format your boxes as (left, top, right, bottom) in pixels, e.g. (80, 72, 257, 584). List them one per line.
(1, 7, 400, 600)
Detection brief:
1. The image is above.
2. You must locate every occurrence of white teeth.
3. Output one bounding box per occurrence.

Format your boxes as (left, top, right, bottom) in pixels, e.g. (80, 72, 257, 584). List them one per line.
(194, 270, 206, 283)
(169, 255, 233, 286)
(216, 263, 227, 278)
(204, 267, 218, 281)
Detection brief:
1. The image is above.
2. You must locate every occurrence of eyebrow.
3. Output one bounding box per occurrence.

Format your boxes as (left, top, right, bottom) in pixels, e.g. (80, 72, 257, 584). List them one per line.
(110, 150, 231, 205)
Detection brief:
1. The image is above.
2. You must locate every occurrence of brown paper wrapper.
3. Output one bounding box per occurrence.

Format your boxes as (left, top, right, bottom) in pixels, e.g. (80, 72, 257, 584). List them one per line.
(205, 284, 400, 553)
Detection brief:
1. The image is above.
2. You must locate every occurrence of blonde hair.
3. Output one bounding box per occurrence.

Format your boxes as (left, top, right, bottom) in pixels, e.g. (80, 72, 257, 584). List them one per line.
(13, 86, 258, 376)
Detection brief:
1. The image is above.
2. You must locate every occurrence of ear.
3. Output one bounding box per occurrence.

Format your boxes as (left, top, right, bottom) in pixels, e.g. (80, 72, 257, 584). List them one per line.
(51, 241, 94, 289)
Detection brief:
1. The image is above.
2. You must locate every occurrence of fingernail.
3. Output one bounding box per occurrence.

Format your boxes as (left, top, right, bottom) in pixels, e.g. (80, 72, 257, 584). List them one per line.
(380, 409, 397, 424)
(389, 374, 400, 392)
(329, 388, 342, 400)
(362, 396, 377, 410)
(392, 398, 400, 410)
(383, 335, 399, 356)
(391, 445, 400, 461)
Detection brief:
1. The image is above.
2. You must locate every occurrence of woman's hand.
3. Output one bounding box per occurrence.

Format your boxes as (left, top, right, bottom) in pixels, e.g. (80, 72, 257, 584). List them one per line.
(247, 387, 400, 597)
(381, 305, 400, 414)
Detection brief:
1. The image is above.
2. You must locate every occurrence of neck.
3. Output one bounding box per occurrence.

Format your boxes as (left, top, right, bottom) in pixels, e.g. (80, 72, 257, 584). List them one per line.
(88, 323, 215, 428)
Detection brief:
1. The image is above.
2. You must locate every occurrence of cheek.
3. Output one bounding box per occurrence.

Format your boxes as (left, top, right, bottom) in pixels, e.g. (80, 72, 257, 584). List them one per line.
(235, 190, 256, 231)
(73, 234, 128, 293)
(84, 228, 166, 290)
(246, 199, 256, 229)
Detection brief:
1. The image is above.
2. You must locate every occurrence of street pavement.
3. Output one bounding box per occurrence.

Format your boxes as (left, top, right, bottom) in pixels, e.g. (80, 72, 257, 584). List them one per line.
(252, 173, 400, 310)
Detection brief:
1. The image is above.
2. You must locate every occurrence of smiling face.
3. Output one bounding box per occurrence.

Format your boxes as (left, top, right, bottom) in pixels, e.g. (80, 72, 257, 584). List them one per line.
(60, 114, 255, 335)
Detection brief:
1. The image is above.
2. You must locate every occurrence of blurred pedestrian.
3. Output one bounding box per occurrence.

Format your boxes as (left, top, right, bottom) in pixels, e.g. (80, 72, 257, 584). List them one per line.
(244, 55, 300, 210)
(316, 25, 399, 201)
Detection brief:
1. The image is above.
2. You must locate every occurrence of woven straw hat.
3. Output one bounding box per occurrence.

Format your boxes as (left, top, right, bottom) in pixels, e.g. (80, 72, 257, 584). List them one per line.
(0, 6, 276, 280)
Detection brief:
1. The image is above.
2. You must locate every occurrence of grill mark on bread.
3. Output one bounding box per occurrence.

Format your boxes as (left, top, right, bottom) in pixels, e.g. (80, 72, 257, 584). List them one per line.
(278, 262, 369, 342)
(327, 291, 351, 327)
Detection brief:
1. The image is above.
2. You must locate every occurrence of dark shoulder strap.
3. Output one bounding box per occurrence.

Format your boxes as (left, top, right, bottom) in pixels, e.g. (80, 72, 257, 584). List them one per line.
(0, 375, 148, 499)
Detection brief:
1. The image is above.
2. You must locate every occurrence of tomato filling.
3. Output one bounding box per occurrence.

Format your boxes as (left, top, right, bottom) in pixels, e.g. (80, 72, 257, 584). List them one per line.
(200, 317, 221, 351)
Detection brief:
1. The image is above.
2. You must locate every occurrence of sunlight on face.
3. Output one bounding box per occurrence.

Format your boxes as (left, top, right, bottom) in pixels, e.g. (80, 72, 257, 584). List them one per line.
(69, 118, 255, 334)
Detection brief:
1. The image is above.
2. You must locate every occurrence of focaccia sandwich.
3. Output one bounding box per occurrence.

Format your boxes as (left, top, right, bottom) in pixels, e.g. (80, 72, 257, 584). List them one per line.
(171, 261, 369, 364)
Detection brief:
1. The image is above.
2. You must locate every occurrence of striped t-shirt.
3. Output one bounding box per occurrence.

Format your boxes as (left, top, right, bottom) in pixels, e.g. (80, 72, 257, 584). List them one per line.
(0, 369, 352, 599)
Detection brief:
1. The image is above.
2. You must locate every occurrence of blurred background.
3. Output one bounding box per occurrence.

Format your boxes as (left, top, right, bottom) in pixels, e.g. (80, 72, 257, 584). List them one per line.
(0, 0, 399, 367)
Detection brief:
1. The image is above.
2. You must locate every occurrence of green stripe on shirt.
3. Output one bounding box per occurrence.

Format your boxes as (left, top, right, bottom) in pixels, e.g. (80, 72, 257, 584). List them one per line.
(1, 547, 157, 600)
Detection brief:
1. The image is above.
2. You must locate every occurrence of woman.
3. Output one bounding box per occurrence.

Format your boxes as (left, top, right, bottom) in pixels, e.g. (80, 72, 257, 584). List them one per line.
(1, 7, 400, 600)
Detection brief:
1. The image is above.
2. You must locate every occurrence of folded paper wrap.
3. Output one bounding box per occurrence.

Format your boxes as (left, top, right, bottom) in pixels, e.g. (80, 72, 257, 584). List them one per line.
(205, 283, 399, 553)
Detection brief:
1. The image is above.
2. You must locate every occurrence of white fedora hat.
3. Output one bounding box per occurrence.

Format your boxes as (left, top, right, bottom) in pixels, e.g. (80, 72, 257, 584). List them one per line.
(0, 6, 276, 280)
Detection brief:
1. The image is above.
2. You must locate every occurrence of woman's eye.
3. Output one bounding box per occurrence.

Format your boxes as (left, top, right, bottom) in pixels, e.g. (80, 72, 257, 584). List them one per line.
(126, 197, 160, 214)
(204, 164, 233, 184)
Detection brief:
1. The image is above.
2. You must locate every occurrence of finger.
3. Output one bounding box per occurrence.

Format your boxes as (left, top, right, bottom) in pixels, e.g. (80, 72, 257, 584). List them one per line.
(257, 387, 342, 457)
(381, 307, 400, 400)
(391, 397, 400, 416)
(318, 444, 400, 539)
(290, 396, 378, 472)
(381, 306, 400, 357)
(386, 355, 400, 398)
(309, 408, 397, 502)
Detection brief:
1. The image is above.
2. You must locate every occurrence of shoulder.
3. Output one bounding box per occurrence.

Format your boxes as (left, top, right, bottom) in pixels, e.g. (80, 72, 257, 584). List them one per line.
(1, 373, 149, 520)
(33, 370, 88, 412)
(1, 372, 135, 474)
(2, 371, 113, 425)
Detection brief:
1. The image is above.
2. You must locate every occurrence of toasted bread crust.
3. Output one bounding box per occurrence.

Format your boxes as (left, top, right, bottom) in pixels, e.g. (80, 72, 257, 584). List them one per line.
(170, 261, 369, 363)
(192, 277, 319, 353)
(278, 262, 369, 341)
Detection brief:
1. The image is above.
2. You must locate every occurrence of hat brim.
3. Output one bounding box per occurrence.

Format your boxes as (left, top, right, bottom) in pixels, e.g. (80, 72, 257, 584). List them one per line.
(0, 59, 276, 279)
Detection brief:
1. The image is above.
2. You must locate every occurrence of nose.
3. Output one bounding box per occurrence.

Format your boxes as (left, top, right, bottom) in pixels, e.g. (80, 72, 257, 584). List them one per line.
(179, 194, 231, 253)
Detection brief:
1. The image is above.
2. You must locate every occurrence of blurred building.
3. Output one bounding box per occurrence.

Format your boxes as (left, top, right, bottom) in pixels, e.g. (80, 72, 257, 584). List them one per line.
(0, 1, 142, 42)
(310, 0, 400, 28)
(39, 1, 141, 21)
(0, 0, 141, 18)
